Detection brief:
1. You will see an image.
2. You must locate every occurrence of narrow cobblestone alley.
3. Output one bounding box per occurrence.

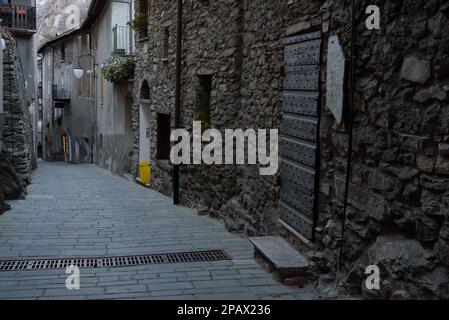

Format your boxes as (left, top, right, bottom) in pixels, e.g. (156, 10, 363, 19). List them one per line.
(0, 162, 317, 300)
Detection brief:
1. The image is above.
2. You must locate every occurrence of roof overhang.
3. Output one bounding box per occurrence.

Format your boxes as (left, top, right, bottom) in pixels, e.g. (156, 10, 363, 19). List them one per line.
(37, 28, 81, 54)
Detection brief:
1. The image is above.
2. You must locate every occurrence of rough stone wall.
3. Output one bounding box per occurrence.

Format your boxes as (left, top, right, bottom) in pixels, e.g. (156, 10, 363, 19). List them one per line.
(320, 0, 449, 299)
(132, 0, 449, 299)
(0, 27, 33, 213)
(1, 27, 34, 184)
(133, 0, 242, 204)
(132, 0, 177, 194)
(179, 0, 244, 214)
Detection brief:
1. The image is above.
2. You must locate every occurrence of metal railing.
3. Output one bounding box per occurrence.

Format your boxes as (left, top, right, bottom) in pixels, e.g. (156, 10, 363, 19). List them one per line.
(113, 25, 134, 56)
(52, 85, 70, 101)
(0, 4, 36, 33)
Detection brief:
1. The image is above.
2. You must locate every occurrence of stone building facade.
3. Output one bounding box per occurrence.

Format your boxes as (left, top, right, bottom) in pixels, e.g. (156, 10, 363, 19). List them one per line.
(0, 27, 34, 213)
(1, 0, 39, 171)
(39, 29, 95, 164)
(132, 0, 449, 299)
(85, 0, 135, 175)
(1, 28, 34, 184)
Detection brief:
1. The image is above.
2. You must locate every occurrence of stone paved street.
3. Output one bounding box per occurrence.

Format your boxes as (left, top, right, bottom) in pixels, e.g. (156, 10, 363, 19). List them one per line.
(0, 162, 317, 300)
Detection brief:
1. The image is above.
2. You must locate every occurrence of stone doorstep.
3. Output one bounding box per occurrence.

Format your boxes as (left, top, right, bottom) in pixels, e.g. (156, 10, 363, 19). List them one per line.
(249, 236, 310, 284)
(135, 177, 151, 188)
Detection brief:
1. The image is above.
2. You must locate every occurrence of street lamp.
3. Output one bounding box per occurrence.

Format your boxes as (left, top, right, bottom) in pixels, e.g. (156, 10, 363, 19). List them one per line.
(73, 52, 96, 79)
(73, 65, 84, 79)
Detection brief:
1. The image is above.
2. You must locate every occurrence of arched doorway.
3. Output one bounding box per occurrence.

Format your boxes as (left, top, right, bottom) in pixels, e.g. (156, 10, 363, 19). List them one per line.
(140, 80, 150, 100)
(139, 81, 151, 178)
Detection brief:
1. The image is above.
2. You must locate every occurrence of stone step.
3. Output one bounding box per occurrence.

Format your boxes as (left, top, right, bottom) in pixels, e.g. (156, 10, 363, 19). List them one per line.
(250, 236, 309, 282)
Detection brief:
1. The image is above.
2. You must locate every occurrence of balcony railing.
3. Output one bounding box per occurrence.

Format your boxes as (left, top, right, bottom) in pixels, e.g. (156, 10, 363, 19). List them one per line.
(113, 25, 134, 56)
(0, 4, 37, 34)
(52, 85, 70, 101)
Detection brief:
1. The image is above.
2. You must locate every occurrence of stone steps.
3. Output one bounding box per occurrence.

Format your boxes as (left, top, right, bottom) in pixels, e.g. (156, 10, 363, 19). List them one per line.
(250, 236, 310, 285)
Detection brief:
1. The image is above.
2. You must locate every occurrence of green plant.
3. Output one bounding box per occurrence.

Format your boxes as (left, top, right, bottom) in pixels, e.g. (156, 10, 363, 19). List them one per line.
(102, 56, 136, 82)
(196, 111, 211, 130)
(128, 12, 148, 32)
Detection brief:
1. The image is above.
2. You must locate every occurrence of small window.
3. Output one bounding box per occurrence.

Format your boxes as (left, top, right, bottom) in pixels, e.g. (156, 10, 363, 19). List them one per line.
(87, 71, 94, 98)
(157, 113, 171, 160)
(77, 76, 83, 97)
(87, 33, 94, 51)
(54, 101, 65, 109)
(140, 80, 150, 100)
(61, 43, 66, 61)
(196, 75, 212, 129)
(100, 72, 105, 103)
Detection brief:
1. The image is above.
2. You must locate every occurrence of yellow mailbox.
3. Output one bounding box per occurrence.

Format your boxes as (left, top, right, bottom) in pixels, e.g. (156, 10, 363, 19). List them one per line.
(139, 162, 152, 185)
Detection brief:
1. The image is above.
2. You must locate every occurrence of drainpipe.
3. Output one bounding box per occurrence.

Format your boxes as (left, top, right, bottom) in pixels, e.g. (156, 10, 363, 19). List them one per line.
(173, 0, 183, 205)
(339, 0, 357, 269)
(0, 37, 4, 150)
(37, 53, 43, 155)
(129, 0, 133, 55)
(50, 45, 57, 162)
(85, 30, 98, 165)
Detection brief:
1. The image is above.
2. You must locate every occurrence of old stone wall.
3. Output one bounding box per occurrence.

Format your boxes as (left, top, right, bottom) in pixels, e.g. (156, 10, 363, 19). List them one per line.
(0, 27, 33, 213)
(132, 0, 449, 299)
(321, 0, 449, 299)
(1, 27, 34, 184)
(132, 0, 177, 194)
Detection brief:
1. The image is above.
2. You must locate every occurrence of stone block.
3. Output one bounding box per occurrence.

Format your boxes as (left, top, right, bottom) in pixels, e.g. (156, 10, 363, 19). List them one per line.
(414, 85, 447, 103)
(436, 157, 449, 175)
(439, 143, 449, 157)
(400, 56, 431, 84)
(367, 169, 394, 191)
(420, 175, 449, 191)
(249, 236, 309, 275)
(416, 156, 434, 173)
(416, 215, 439, 243)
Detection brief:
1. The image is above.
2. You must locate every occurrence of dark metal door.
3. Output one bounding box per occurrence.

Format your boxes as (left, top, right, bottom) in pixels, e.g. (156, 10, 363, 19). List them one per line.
(280, 31, 321, 241)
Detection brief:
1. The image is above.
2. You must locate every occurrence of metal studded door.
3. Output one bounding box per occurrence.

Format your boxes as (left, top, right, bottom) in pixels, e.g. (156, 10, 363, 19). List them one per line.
(280, 31, 322, 241)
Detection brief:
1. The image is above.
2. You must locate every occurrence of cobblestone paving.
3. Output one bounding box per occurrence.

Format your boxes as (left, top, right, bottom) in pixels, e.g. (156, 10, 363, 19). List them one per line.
(0, 162, 317, 300)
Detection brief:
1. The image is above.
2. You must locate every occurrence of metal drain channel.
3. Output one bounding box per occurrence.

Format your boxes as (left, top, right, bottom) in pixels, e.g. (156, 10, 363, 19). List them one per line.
(0, 250, 231, 272)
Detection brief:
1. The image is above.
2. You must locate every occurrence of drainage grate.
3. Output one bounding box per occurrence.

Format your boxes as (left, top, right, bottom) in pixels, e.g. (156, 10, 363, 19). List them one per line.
(0, 250, 231, 272)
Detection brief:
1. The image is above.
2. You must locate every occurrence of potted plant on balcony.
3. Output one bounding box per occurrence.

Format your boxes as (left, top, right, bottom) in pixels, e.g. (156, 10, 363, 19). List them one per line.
(102, 56, 136, 82)
(128, 12, 148, 37)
